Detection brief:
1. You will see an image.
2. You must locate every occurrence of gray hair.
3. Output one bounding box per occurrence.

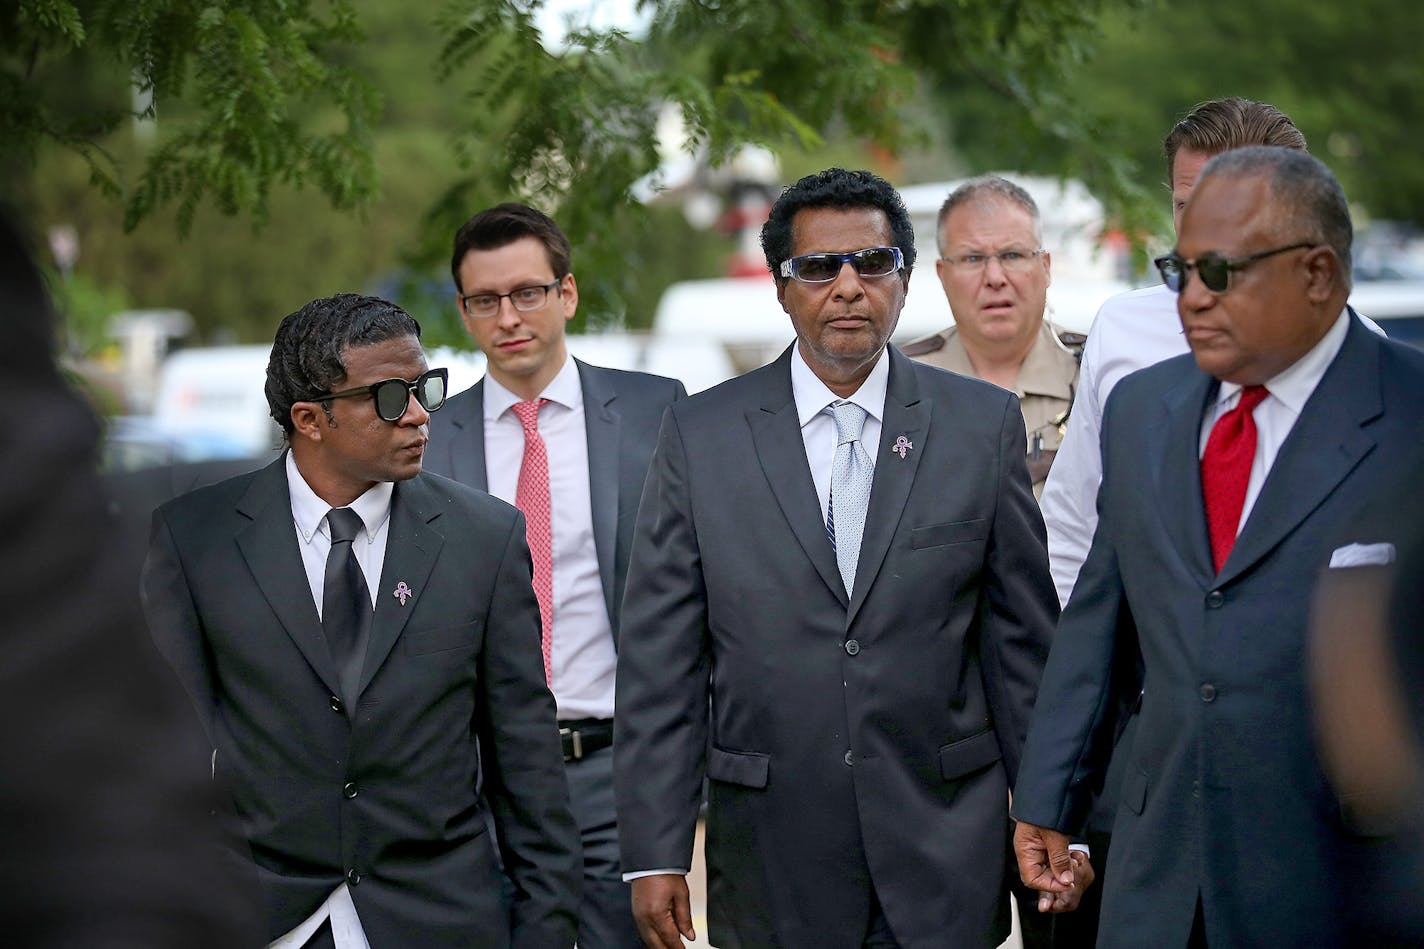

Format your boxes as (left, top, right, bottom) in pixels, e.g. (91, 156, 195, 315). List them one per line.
(1198, 146, 1352, 290)
(935, 176, 1042, 256)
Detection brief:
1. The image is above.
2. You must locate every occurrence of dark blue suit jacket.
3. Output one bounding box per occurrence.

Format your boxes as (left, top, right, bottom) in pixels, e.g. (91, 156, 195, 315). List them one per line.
(1012, 314, 1424, 947)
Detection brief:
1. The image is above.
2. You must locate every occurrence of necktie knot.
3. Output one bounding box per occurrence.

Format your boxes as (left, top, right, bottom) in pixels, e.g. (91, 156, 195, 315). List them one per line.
(1237, 384, 1269, 414)
(511, 398, 548, 434)
(327, 507, 363, 545)
(831, 400, 868, 446)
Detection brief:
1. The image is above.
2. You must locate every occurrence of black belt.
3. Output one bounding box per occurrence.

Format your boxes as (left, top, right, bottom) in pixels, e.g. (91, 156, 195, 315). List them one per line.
(559, 718, 614, 762)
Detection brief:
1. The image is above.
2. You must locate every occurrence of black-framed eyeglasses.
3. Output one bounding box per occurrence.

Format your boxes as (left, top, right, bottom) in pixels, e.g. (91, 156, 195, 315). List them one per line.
(459, 280, 563, 318)
(778, 246, 905, 283)
(309, 367, 448, 422)
(1154, 242, 1317, 294)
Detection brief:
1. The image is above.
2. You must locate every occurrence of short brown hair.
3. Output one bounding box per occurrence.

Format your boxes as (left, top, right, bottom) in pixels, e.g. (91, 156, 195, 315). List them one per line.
(450, 203, 572, 293)
(1163, 98, 1307, 180)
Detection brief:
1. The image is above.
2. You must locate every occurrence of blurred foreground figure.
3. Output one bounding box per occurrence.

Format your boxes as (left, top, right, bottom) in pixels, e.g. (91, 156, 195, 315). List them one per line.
(0, 208, 256, 945)
(1310, 468, 1424, 947)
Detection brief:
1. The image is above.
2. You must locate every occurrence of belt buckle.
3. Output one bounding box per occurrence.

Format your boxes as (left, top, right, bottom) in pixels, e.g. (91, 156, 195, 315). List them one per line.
(560, 726, 582, 762)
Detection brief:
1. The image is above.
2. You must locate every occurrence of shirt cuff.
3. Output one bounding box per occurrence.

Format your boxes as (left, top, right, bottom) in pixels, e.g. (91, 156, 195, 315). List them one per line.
(623, 868, 689, 882)
(1068, 843, 1091, 858)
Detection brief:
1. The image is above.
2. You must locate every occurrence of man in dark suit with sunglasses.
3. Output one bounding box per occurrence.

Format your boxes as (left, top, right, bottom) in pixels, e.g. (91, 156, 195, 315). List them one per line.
(614, 169, 1065, 949)
(143, 293, 580, 948)
(1012, 148, 1424, 947)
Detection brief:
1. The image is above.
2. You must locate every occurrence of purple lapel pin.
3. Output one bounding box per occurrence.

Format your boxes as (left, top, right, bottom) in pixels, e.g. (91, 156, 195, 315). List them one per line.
(892, 435, 913, 459)
(393, 581, 413, 606)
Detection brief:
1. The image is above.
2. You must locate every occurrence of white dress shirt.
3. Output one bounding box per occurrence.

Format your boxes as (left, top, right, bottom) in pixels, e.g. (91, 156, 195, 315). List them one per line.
(483, 356, 617, 721)
(790, 343, 889, 519)
(1039, 285, 1185, 605)
(271, 452, 393, 949)
(1198, 308, 1350, 535)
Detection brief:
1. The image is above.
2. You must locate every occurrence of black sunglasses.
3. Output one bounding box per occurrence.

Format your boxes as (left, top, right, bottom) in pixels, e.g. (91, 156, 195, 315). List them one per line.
(1154, 242, 1317, 294)
(310, 367, 448, 422)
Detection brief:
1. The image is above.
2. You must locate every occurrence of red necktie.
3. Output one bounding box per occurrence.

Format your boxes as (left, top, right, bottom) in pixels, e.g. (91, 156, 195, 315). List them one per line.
(1201, 385, 1269, 573)
(511, 399, 553, 685)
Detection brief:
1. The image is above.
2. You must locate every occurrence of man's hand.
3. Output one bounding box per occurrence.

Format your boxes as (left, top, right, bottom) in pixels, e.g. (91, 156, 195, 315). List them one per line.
(631, 874, 695, 949)
(1035, 849, 1095, 913)
(1014, 821, 1083, 910)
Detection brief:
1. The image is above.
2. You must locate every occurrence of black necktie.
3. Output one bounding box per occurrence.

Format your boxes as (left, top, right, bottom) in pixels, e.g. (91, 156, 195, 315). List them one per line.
(323, 507, 372, 705)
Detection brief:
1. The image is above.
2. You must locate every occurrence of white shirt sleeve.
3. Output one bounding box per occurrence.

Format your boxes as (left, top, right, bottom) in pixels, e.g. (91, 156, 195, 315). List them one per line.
(1041, 319, 1106, 609)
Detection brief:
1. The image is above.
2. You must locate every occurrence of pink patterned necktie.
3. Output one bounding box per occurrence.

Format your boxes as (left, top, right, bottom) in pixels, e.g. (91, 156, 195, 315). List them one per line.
(511, 399, 553, 685)
(1200, 384, 1269, 573)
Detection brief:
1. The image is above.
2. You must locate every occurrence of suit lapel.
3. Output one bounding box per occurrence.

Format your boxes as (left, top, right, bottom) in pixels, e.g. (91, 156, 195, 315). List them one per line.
(847, 350, 927, 626)
(748, 349, 846, 604)
(446, 379, 489, 490)
(360, 476, 445, 695)
(234, 459, 345, 700)
(1154, 370, 1217, 584)
(579, 360, 622, 622)
(1217, 318, 1381, 585)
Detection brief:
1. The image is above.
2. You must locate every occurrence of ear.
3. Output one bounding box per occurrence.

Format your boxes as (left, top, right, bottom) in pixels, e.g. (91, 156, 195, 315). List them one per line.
(1041, 250, 1053, 287)
(775, 277, 790, 315)
(290, 401, 327, 443)
(559, 272, 579, 322)
(1302, 246, 1339, 303)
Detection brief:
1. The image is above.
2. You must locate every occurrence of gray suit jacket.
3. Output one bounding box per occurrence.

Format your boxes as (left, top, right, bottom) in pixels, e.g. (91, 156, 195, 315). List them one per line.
(143, 461, 580, 947)
(1012, 314, 1424, 947)
(614, 345, 1058, 949)
(423, 358, 686, 640)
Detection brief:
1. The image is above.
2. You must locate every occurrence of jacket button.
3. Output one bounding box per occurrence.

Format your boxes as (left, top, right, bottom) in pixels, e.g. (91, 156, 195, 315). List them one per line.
(343, 782, 358, 799)
(844, 639, 861, 656)
(1199, 683, 1217, 703)
(330, 696, 343, 714)
(346, 868, 361, 886)
(844, 750, 854, 766)
(1205, 590, 1225, 608)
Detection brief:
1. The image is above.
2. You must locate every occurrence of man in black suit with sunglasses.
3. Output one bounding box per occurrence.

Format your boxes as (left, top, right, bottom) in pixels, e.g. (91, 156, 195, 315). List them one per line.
(143, 293, 579, 948)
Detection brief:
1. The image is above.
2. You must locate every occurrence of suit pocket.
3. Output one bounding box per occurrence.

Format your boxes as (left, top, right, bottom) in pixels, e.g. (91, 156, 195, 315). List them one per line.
(938, 728, 1002, 780)
(707, 745, 770, 789)
(1122, 766, 1150, 815)
(404, 620, 480, 656)
(912, 519, 987, 549)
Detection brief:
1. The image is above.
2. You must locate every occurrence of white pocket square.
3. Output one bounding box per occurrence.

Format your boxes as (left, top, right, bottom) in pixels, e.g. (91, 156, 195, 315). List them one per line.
(1329, 542, 1396, 568)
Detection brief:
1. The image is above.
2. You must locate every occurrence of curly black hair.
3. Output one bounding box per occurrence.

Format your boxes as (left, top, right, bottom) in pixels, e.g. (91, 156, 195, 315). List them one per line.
(760, 168, 916, 281)
(265, 293, 422, 437)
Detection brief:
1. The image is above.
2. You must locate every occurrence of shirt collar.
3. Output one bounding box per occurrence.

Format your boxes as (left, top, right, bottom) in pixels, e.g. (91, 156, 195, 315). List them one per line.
(1212, 306, 1351, 414)
(483, 352, 582, 422)
(790, 344, 890, 429)
(285, 451, 394, 544)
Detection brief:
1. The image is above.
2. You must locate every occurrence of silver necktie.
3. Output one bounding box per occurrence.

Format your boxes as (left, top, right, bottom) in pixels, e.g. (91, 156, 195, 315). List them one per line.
(827, 400, 872, 595)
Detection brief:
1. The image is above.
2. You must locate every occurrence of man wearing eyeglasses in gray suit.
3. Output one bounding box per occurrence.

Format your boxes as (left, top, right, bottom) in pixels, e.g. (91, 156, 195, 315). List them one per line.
(426, 203, 686, 948)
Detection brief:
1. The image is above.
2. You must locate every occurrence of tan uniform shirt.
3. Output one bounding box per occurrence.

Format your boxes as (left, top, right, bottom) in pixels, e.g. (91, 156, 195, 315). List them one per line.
(903, 320, 1080, 492)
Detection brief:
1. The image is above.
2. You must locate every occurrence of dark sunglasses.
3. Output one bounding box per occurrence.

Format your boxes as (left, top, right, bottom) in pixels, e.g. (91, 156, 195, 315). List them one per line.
(1154, 242, 1316, 294)
(778, 246, 904, 283)
(310, 367, 448, 422)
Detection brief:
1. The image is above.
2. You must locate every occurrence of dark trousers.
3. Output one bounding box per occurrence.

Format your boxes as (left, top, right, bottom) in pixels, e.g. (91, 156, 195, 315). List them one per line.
(566, 744, 642, 948)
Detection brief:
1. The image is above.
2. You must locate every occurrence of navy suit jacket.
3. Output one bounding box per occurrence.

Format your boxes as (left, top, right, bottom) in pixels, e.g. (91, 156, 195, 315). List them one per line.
(423, 358, 686, 641)
(1012, 314, 1424, 947)
(143, 461, 580, 947)
(615, 345, 1058, 949)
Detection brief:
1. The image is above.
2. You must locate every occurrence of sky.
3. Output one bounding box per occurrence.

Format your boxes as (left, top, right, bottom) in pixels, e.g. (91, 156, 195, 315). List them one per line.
(535, 0, 649, 47)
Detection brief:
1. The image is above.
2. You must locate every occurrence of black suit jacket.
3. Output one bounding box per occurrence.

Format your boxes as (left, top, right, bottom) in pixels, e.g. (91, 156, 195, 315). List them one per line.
(142, 460, 580, 947)
(423, 358, 687, 640)
(614, 345, 1058, 949)
(1012, 315, 1424, 947)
